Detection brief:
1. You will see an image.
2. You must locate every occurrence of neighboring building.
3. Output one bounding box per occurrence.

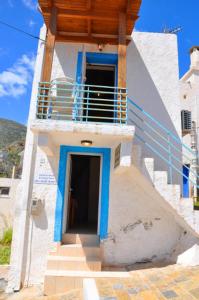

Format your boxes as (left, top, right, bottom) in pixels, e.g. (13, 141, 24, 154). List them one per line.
(180, 47, 199, 198)
(7, 0, 199, 295)
(0, 177, 20, 237)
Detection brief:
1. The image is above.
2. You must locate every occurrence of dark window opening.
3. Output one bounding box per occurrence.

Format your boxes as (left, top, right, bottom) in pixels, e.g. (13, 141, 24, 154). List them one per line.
(84, 64, 115, 123)
(0, 187, 10, 196)
(66, 155, 100, 234)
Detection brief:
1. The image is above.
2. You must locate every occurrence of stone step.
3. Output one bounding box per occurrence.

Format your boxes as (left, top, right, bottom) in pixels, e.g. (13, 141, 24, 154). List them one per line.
(47, 255, 101, 271)
(62, 233, 99, 246)
(50, 244, 101, 258)
(154, 171, 168, 186)
(44, 270, 130, 296)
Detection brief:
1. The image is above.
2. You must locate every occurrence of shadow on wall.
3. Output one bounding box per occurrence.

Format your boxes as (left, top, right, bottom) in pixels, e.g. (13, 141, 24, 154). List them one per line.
(127, 40, 182, 185)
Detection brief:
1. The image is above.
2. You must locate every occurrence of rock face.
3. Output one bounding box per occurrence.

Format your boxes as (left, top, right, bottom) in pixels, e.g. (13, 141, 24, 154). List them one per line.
(177, 244, 199, 266)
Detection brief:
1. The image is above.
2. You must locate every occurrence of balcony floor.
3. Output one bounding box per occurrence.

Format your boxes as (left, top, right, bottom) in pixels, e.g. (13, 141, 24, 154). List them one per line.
(30, 120, 134, 148)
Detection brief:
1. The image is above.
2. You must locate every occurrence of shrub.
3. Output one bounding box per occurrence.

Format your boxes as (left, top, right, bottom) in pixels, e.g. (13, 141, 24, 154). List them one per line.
(0, 246, 11, 264)
(0, 228, 12, 246)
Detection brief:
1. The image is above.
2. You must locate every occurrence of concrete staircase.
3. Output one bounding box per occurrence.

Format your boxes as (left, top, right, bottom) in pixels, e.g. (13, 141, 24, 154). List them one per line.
(131, 144, 199, 235)
(44, 234, 101, 295)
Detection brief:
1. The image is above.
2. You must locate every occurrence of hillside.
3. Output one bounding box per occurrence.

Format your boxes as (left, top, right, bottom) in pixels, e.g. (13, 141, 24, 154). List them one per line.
(0, 119, 26, 150)
(0, 119, 26, 178)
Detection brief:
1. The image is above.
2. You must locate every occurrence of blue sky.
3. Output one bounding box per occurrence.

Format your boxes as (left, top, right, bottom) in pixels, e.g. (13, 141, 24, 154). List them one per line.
(0, 0, 198, 125)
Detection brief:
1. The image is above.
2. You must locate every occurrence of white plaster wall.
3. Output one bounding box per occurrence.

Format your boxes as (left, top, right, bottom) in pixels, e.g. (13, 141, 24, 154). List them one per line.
(127, 32, 182, 184)
(103, 164, 194, 265)
(51, 43, 118, 82)
(24, 147, 59, 285)
(0, 178, 20, 236)
(180, 68, 199, 165)
(7, 25, 47, 292)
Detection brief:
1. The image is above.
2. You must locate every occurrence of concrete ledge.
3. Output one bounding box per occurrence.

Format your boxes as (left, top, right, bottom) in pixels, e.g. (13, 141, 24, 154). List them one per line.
(30, 120, 135, 148)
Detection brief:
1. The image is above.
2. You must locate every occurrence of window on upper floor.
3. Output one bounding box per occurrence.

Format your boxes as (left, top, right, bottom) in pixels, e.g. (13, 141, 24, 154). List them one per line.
(181, 110, 192, 133)
(0, 187, 10, 196)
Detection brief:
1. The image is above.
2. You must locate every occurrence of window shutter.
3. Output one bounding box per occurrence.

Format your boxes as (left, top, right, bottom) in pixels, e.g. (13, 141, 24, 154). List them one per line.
(181, 110, 192, 133)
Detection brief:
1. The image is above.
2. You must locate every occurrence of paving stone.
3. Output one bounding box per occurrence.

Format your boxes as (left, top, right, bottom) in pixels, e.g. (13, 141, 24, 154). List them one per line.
(190, 287, 199, 299)
(112, 283, 123, 290)
(161, 290, 178, 298)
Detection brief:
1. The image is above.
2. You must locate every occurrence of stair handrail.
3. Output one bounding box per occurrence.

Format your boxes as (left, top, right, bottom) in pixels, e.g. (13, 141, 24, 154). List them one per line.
(128, 98, 199, 189)
(128, 98, 197, 157)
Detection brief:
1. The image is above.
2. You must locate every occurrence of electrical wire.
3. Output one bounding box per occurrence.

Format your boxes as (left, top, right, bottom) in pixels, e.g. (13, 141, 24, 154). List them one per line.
(0, 20, 45, 42)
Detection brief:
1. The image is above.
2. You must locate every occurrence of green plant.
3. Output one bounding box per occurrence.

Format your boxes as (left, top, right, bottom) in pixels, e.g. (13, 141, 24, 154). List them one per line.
(0, 246, 11, 264)
(0, 228, 12, 246)
(0, 228, 13, 265)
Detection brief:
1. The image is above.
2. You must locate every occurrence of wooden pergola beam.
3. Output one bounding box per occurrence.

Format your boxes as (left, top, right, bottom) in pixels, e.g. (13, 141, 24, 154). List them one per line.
(87, 0, 92, 36)
(118, 12, 127, 88)
(56, 34, 121, 45)
(42, 8, 136, 22)
(41, 6, 57, 82)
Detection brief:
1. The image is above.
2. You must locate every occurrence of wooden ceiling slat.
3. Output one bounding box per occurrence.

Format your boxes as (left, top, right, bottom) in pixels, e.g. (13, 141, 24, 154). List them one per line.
(38, 0, 142, 44)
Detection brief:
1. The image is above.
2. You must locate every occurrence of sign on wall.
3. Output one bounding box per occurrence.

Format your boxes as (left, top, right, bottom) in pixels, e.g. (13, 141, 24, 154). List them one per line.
(34, 155, 57, 185)
(114, 144, 121, 168)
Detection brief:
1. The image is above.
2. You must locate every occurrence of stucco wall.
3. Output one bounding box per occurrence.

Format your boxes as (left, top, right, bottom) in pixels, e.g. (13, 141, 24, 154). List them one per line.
(127, 32, 181, 184)
(0, 178, 20, 236)
(24, 147, 59, 284)
(103, 164, 184, 265)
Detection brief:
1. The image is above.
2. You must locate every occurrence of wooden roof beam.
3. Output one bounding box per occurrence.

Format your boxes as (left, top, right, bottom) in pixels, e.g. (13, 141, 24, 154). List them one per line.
(42, 6, 57, 82)
(41, 8, 137, 21)
(56, 34, 120, 45)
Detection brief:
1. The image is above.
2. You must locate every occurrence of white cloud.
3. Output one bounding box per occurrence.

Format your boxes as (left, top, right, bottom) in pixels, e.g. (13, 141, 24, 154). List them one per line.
(22, 0, 37, 10)
(0, 54, 36, 98)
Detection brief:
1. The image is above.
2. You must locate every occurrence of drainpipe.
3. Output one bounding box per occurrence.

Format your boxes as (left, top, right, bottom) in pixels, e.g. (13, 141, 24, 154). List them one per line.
(190, 121, 198, 200)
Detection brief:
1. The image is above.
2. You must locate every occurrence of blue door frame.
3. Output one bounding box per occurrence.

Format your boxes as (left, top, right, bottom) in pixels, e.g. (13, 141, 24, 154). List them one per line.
(76, 51, 118, 85)
(54, 145, 111, 242)
(76, 51, 118, 121)
(183, 165, 190, 198)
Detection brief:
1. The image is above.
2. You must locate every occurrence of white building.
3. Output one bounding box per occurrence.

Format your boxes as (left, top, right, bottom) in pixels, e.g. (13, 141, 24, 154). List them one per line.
(0, 177, 20, 237)
(7, 0, 199, 295)
(180, 47, 199, 199)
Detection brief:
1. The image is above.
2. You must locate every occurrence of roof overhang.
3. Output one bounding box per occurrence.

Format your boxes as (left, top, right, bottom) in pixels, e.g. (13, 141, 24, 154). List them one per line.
(38, 0, 142, 44)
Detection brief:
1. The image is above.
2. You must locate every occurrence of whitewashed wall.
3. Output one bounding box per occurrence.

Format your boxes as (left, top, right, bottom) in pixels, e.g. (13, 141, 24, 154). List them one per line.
(103, 162, 197, 265)
(127, 32, 182, 185)
(24, 147, 59, 285)
(0, 178, 20, 237)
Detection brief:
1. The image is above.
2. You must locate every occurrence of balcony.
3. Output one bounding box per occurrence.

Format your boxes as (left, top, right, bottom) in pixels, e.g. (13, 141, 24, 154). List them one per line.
(31, 78, 135, 148)
(36, 78, 128, 124)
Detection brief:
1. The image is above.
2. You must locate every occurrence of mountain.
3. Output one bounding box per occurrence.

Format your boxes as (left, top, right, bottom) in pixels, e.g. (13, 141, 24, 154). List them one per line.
(0, 119, 26, 178)
(0, 119, 26, 150)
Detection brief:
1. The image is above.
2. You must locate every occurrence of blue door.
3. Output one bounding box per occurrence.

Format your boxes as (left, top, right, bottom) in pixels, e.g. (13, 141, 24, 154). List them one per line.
(183, 164, 190, 198)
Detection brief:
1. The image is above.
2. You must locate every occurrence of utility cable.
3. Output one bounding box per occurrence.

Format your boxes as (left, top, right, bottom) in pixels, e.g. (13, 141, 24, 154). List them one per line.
(0, 20, 45, 42)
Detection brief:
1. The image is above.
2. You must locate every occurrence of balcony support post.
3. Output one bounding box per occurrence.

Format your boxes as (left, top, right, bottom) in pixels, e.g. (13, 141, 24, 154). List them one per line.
(42, 6, 57, 83)
(118, 12, 127, 123)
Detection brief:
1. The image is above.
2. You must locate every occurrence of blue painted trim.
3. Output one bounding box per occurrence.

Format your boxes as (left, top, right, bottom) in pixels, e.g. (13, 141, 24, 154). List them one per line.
(76, 52, 83, 84)
(54, 145, 111, 242)
(183, 165, 190, 198)
(86, 52, 118, 66)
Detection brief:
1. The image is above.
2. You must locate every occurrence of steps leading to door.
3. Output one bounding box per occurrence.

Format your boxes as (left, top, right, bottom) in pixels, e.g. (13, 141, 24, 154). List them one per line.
(44, 234, 102, 295)
(62, 233, 100, 246)
(44, 270, 130, 295)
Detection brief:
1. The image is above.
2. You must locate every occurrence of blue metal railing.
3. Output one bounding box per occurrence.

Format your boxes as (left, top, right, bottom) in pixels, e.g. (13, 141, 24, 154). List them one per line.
(36, 81, 128, 124)
(128, 98, 199, 191)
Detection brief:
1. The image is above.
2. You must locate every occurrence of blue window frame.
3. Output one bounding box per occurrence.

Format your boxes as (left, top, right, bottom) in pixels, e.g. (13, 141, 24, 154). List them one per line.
(54, 145, 111, 242)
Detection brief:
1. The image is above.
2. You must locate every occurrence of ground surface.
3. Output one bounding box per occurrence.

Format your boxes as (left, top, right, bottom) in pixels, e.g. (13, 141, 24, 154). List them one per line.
(1, 264, 199, 299)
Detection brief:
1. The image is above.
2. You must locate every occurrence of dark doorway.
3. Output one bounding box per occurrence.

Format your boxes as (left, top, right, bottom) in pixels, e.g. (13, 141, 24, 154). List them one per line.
(67, 154, 101, 234)
(84, 65, 115, 123)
